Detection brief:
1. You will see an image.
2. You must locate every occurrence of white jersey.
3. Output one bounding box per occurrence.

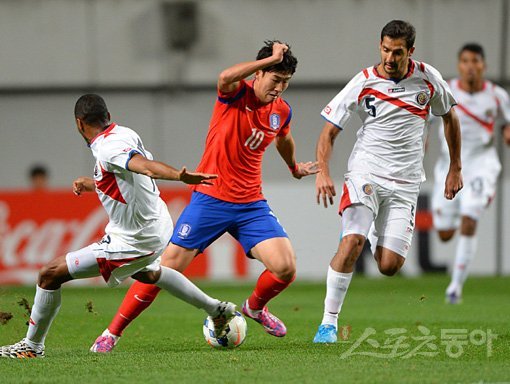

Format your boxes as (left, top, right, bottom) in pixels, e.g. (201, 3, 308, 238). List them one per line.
(322, 60, 456, 183)
(89, 123, 173, 253)
(437, 79, 510, 172)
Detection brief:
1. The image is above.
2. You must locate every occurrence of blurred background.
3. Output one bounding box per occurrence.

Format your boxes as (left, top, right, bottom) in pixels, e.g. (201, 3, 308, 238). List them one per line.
(1, 0, 509, 283)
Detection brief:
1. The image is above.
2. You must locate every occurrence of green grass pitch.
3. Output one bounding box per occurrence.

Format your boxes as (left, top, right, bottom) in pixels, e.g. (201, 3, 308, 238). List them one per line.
(0, 275, 508, 383)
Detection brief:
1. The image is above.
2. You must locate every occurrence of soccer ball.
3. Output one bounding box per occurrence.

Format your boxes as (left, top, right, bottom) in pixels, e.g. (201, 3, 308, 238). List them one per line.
(203, 311, 247, 349)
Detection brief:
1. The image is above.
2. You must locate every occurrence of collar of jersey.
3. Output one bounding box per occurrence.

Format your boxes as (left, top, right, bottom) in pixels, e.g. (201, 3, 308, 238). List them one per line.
(372, 59, 415, 84)
(89, 123, 117, 146)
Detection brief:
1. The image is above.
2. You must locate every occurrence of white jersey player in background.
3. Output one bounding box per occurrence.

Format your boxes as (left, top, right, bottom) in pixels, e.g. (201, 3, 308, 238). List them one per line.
(1, 94, 236, 359)
(432, 44, 510, 304)
(313, 20, 463, 343)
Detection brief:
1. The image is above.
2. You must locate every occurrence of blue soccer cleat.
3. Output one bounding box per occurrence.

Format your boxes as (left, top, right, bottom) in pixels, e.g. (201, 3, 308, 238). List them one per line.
(446, 292, 462, 305)
(313, 324, 338, 343)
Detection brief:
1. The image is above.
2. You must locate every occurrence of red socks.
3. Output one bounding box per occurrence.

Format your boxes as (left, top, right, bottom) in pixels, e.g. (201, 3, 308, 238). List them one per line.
(108, 281, 161, 336)
(248, 270, 295, 310)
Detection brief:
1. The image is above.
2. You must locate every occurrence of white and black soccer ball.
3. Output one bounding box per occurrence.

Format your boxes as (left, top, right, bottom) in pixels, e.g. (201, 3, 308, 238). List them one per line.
(203, 311, 247, 349)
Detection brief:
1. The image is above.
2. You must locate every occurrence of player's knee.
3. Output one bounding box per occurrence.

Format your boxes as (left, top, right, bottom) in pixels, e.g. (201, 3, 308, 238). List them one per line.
(270, 256, 296, 282)
(460, 216, 477, 236)
(338, 234, 365, 266)
(133, 270, 160, 284)
(438, 230, 455, 242)
(377, 257, 404, 276)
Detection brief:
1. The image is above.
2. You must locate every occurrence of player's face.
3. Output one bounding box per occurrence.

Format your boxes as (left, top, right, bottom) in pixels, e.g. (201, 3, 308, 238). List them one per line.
(254, 71, 292, 104)
(379, 37, 414, 79)
(458, 50, 485, 84)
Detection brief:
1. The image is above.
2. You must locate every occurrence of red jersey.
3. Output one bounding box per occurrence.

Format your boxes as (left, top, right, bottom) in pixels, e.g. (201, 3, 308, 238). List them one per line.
(193, 79, 292, 203)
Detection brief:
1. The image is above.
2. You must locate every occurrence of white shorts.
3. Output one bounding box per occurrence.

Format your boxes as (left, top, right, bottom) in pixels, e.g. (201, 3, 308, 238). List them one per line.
(432, 156, 498, 229)
(65, 234, 164, 287)
(339, 173, 420, 254)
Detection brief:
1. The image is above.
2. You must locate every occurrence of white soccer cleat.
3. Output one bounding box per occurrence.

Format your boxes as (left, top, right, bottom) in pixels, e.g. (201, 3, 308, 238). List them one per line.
(90, 329, 120, 353)
(210, 301, 236, 338)
(0, 339, 45, 359)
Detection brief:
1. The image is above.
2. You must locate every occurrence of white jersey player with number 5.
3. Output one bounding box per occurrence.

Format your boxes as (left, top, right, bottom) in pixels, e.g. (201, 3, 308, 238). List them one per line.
(313, 20, 463, 343)
(431, 44, 510, 304)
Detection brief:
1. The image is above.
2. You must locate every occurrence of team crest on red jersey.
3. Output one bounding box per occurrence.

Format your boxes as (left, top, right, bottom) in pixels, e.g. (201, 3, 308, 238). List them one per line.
(416, 91, 429, 106)
(269, 113, 280, 130)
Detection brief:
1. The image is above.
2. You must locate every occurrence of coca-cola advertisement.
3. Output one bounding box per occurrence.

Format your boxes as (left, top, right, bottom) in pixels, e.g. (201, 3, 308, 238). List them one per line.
(0, 188, 248, 285)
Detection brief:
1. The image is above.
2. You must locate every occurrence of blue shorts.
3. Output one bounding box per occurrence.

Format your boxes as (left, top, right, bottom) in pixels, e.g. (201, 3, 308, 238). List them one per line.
(170, 192, 288, 255)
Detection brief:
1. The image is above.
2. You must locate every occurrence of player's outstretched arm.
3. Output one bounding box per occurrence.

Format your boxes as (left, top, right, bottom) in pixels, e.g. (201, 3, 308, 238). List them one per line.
(127, 154, 217, 185)
(442, 108, 463, 200)
(275, 133, 319, 180)
(73, 177, 95, 196)
(315, 122, 341, 207)
(218, 42, 288, 94)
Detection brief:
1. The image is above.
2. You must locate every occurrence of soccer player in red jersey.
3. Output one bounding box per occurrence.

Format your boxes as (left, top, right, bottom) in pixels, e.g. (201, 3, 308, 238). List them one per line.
(90, 40, 319, 352)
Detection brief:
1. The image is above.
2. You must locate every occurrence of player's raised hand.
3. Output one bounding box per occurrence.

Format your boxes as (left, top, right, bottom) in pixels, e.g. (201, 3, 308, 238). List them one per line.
(316, 172, 336, 207)
(272, 42, 289, 63)
(178, 167, 218, 185)
(444, 168, 463, 200)
(291, 161, 320, 180)
(72, 177, 95, 196)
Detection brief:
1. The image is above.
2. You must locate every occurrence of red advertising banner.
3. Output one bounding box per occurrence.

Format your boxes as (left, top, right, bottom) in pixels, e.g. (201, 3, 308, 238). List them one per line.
(0, 188, 247, 285)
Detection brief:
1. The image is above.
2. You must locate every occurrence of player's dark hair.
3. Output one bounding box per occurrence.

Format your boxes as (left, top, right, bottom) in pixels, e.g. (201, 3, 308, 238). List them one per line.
(74, 94, 110, 126)
(458, 43, 485, 60)
(29, 164, 48, 179)
(381, 20, 416, 49)
(256, 40, 298, 75)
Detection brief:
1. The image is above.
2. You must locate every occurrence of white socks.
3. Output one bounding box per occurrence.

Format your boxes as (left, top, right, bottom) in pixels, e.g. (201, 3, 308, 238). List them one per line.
(25, 285, 62, 350)
(155, 266, 219, 314)
(321, 266, 353, 328)
(447, 235, 478, 295)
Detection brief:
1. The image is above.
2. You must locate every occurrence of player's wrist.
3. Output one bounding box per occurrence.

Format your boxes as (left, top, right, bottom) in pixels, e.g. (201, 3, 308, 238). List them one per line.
(288, 163, 299, 173)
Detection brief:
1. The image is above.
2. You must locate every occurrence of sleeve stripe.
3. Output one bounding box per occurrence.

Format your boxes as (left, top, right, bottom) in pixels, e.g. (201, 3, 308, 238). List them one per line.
(282, 100, 292, 129)
(217, 85, 247, 104)
(321, 115, 343, 130)
(125, 150, 142, 170)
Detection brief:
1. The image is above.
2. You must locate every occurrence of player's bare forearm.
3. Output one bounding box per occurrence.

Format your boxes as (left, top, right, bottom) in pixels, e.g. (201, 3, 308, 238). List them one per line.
(218, 42, 288, 93)
(316, 122, 340, 177)
(442, 108, 462, 172)
(275, 134, 297, 169)
(127, 154, 217, 185)
(442, 108, 463, 199)
(73, 177, 95, 196)
(276, 134, 319, 180)
(316, 122, 340, 207)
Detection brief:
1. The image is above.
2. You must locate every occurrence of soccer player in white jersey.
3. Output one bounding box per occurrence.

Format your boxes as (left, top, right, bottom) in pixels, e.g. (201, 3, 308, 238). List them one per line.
(312, 20, 464, 343)
(432, 44, 510, 304)
(0, 94, 236, 358)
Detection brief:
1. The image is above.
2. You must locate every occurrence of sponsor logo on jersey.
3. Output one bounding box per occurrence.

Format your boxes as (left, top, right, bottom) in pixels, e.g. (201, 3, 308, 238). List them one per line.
(485, 109, 494, 118)
(123, 147, 133, 152)
(178, 223, 192, 238)
(388, 87, 405, 93)
(362, 183, 373, 195)
(416, 91, 429, 106)
(324, 106, 332, 115)
(269, 113, 280, 130)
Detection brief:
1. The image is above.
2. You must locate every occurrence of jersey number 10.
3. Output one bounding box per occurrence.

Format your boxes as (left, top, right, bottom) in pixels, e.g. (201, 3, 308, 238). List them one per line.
(245, 128, 265, 150)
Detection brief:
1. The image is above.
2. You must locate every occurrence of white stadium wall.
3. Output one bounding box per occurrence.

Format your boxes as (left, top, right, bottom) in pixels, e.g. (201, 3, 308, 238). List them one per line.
(0, 0, 509, 282)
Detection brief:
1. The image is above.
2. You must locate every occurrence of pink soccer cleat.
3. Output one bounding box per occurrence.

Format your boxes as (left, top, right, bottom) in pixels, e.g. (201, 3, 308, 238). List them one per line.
(242, 300, 287, 337)
(90, 330, 120, 353)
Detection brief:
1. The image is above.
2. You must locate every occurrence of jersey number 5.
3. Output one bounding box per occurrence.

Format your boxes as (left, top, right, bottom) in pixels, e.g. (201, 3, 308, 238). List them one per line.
(365, 96, 376, 117)
(245, 128, 265, 150)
